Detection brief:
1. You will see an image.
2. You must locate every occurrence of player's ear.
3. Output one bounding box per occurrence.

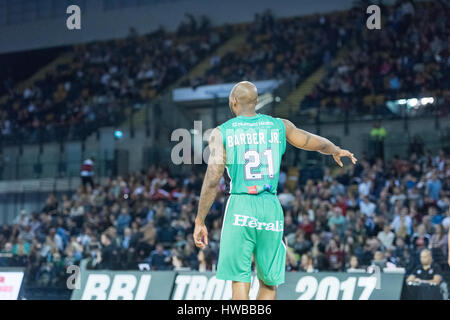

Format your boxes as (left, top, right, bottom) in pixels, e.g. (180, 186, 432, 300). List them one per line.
(233, 97, 240, 113)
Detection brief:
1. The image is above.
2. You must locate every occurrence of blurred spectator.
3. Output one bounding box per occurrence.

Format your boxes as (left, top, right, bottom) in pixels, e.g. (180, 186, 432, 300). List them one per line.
(328, 207, 347, 236)
(346, 255, 362, 272)
(377, 225, 395, 250)
(80, 157, 95, 190)
(430, 224, 448, 270)
(326, 239, 344, 271)
(299, 253, 316, 273)
(370, 121, 387, 160)
(406, 249, 442, 285)
(149, 243, 171, 270)
(98, 232, 119, 270)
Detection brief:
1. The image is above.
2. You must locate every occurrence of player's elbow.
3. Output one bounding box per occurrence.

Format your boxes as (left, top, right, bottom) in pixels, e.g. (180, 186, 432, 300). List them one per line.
(206, 180, 220, 189)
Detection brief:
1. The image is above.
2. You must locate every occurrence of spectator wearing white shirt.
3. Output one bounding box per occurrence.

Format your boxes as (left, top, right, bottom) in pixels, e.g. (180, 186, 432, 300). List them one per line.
(358, 176, 372, 197)
(389, 186, 407, 206)
(360, 196, 376, 217)
(391, 207, 413, 235)
(377, 225, 395, 249)
(13, 210, 29, 227)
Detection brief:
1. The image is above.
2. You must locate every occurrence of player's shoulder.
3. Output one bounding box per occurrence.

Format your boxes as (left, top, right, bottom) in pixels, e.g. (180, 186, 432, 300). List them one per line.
(259, 113, 286, 126)
(219, 117, 237, 128)
(263, 113, 285, 123)
(263, 115, 288, 133)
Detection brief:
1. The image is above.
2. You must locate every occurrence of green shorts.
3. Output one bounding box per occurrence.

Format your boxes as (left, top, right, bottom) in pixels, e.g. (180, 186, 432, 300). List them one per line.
(216, 193, 286, 286)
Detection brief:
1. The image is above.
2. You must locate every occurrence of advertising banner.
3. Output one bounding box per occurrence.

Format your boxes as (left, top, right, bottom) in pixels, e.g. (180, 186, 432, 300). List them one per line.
(279, 272, 405, 300)
(0, 269, 25, 300)
(70, 270, 175, 300)
(71, 270, 405, 300)
(172, 80, 283, 102)
(171, 272, 405, 300)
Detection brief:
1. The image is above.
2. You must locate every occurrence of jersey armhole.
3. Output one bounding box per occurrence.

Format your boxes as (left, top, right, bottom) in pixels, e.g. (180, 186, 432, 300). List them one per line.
(277, 117, 287, 155)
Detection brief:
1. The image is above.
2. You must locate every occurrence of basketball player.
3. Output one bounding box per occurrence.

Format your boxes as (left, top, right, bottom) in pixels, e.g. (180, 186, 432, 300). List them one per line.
(193, 81, 357, 300)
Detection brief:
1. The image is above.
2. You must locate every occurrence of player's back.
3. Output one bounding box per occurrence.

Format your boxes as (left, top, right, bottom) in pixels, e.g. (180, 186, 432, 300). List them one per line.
(218, 113, 286, 195)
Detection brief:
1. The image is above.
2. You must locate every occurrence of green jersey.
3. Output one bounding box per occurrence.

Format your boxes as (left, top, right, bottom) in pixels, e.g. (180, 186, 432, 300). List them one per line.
(219, 113, 286, 195)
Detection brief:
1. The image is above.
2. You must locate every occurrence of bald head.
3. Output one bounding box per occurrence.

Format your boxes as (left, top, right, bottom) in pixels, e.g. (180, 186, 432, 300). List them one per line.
(229, 81, 258, 116)
(420, 249, 432, 266)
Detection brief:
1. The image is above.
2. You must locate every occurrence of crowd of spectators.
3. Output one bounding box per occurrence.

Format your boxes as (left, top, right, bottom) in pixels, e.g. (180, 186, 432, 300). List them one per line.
(0, 15, 231, 145)
(301, 0, 450, 119)
(182, 9, 361, 89)
(0, 147, 448, 289)
(1, 1, 448, 147)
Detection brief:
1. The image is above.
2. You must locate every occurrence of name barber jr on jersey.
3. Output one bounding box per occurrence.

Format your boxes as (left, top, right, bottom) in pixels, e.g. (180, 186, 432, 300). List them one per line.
(226, 128, 281, 147)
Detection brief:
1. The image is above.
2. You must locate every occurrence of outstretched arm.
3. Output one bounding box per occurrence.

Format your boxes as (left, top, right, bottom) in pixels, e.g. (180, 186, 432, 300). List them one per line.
(194, 128, 226, 249)
(282, 119, 357, 167)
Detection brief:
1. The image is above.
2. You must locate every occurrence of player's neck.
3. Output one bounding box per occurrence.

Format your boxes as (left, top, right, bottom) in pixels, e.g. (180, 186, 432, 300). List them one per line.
(236, 111, 257, 117)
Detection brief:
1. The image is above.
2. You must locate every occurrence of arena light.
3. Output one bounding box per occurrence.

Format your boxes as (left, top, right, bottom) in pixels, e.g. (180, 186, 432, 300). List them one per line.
(420, 97, 434, 105)
(407, 98, 418, 107)
(114, 130, 123, 139)
(391, 97, 435, 107)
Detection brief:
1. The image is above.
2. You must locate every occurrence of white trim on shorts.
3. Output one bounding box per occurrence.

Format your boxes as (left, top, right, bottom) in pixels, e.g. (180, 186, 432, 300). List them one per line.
(220, 167, 233, 238)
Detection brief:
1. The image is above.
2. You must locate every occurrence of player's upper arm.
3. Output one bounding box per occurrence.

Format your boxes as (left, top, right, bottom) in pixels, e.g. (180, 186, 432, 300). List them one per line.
(207, 127, 226, 166)
(282, 118, 320, 151)
(204, 128, 225, 187)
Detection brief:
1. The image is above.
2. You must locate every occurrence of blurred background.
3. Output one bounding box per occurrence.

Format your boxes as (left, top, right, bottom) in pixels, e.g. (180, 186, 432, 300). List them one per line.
(0, 0, 448, 300)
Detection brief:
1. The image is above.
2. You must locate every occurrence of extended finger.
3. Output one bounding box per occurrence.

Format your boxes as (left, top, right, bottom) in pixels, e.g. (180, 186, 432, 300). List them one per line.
(334, 156, 343, 167)
(343, 151, 357, 164)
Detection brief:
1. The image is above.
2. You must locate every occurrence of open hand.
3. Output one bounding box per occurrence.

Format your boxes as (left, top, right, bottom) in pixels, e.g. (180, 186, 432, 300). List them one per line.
(333, 148, 357, 167)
